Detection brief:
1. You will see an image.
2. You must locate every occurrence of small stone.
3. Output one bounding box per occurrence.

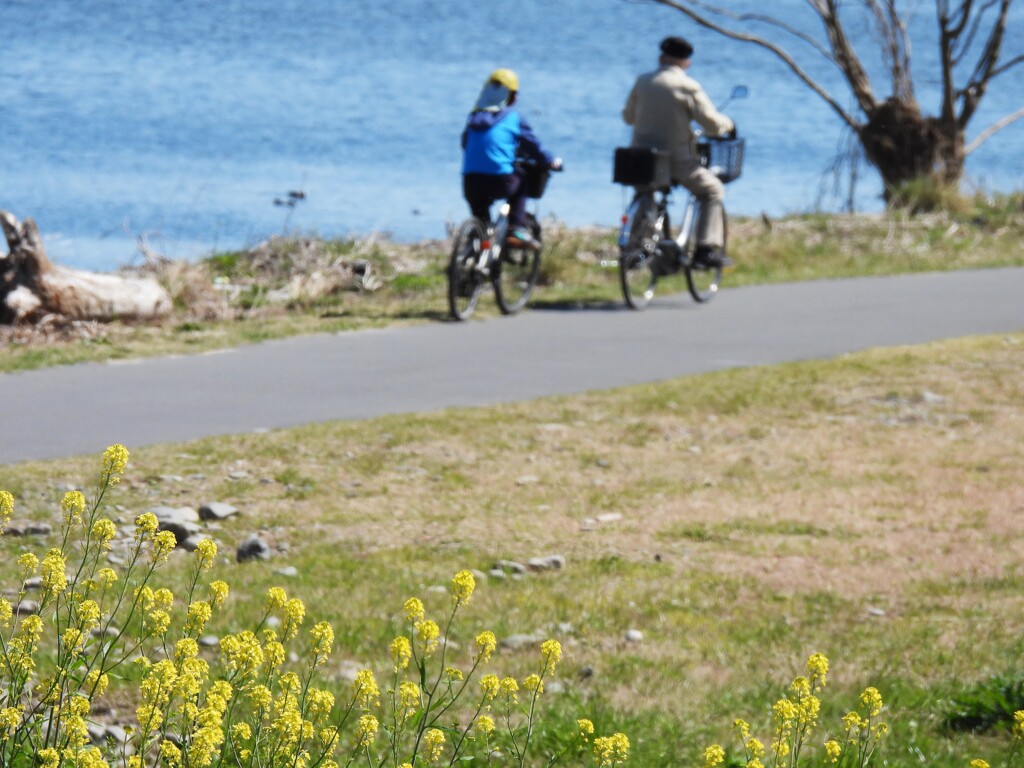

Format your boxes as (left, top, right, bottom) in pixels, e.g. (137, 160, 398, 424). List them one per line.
(199, 635, 220, 648)
(488, 569, 507, 580)
(866, 606, 886, 617)
(501, 633, 539, 651)
(596, 513, 622, 524)
(274, 566, 299, 578)
(495, 560, 527, 575)
(15, 600, 40, 616)
(200, 502, 239, 521)
(237, 535, 272, 563)
(624, 629, 644, 643)
(515, 475, 540, 486)
(22, 576, 42, 591)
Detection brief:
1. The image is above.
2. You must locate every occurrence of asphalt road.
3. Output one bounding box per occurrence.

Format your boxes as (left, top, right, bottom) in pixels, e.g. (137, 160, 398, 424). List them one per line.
(2, 268, 1022, 466)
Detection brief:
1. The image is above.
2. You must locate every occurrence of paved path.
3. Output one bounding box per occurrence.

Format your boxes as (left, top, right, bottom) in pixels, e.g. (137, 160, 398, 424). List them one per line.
(2, 268, 1022, 466)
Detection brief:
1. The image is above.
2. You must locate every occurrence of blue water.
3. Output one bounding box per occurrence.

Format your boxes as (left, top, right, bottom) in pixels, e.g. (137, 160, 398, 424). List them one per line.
(3, 0, 1022, 271)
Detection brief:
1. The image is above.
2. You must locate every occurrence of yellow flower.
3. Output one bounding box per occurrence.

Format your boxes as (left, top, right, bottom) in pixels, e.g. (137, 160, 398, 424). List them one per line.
(355, 714, 379, 747)
(824, 739, 842, 764)
(41, 548, 68, 597)
(0, 490, 13, 530)
(500, 676, 519, 703)
(102, 444, 130, 485)
(1014, 710, 1024, 740)
(282, 598, 306, 640)
(476, 715, 496, 734)
(593, 733, 630, 767)
(424, 728, 446, 762)
(445, 666, 464, 681)
(578, 719, 595, 738)
(310, 621, 335, 663)
(266, 587, 288, 610)
(524, 673, 543, 693)
(62, 491, 87, 527)
(186, 601, 213, 634)
(746, 738, 765, 759)
(969, 761, 990, 768)
(451, 569, 475, 604)
(264, 639, 285, 670)
(194, 538, 217, 570)
(390, 636, 412, 671)
(480, 674, 500, 700)
(96, 568, 118, 589)
(160, 738, 182, 766)
(0, 706, 23, 733)
(415, 619, 440, 652)
(37, 749, 59, 768)
(352, 669, 380, 709)
(135, 512, 159, 536)
(860, 687, 884, 717)
(17, 552, 38, 577)
(807, 653, 829, 686)
(0, 598, 12, 628)
(404, 597, 425, 622)
(232, 722, 252, 743)
(151, 530, 177, 562)
(209, 580, 230, 606)
(84, 670, 109, 697)
(475, 630, 497, 662)
(703, 744, 725, 768)
(541, 638, 562, 673)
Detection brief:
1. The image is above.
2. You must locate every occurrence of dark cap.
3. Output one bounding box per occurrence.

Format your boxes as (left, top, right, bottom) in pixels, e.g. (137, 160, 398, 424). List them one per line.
(660, 36, 694, 60)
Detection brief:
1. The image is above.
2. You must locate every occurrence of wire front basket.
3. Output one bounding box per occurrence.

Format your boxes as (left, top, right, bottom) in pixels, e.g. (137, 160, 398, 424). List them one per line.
(698, 137, 745, 183)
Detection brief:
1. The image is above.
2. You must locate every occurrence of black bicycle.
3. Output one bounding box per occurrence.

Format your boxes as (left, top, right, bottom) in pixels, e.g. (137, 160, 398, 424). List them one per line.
(447, 160, 558, 321)
(613, 135, 744, 309)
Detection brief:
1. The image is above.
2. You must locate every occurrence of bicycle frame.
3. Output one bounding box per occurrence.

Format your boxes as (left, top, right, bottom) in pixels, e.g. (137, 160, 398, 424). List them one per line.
(617, 187, 701, 256)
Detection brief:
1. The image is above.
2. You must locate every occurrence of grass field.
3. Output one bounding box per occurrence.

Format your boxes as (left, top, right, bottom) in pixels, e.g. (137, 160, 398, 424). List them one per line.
(3, 332, 1022, 765)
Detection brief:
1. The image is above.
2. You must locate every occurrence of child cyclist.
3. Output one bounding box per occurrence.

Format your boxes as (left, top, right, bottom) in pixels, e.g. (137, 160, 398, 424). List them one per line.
(460, 68, 562, 250)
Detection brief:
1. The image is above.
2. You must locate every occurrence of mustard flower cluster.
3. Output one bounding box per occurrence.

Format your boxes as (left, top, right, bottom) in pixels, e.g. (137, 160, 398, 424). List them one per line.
(0, 447, 630, 768)
(706, 654, 889, 768)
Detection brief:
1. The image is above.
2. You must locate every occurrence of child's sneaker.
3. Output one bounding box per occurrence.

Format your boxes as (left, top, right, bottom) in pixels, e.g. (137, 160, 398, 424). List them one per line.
(506, 228, 540, 251)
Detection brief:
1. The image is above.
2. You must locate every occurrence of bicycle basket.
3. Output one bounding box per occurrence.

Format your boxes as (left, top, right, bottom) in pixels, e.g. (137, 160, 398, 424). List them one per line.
(613, 146, 671, 187)
(520, 162, 551, 199)
(697, 137, 745, 183)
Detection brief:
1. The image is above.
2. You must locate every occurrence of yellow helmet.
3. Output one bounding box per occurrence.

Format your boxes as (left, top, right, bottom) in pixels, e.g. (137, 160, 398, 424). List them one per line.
(488, 68, 519, 92)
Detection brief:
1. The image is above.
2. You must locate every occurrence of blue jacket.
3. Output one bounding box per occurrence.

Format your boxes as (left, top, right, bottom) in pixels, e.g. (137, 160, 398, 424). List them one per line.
(461, 107, 554, 176)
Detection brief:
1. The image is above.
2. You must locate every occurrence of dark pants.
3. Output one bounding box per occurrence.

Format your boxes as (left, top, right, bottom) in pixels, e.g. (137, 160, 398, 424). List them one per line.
(463, 172, 528, 227)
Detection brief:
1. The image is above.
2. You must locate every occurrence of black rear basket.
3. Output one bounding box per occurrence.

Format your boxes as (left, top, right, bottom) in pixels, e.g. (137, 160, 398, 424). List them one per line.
(521, 162, 551, 199)
(613, 147, 671, 187)
(698, 137, 745, 183)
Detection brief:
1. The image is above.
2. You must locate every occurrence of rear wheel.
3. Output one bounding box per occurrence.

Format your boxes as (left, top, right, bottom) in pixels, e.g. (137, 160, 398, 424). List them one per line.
(619, 196, 669, 310)
(685, 210, 726, 303)
(447, 219, 487, 321)
(493, 215, 541, 315)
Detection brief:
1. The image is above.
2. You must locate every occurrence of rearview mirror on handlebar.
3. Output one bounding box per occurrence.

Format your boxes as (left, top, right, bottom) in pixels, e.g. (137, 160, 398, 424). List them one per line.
(717, 84, 749, 112)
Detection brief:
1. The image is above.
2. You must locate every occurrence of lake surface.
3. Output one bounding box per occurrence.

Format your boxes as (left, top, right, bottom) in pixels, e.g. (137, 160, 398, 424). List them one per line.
(3, 0, 1022, 271)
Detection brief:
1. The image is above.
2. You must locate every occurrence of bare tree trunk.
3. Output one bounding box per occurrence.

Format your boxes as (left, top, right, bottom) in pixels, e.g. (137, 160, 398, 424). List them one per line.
(858, 100, 965, 200)
(1, 211, 172, 324)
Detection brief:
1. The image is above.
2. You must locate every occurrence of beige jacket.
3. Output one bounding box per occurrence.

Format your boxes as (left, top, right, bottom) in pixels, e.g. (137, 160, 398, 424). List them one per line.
(623, 64, 734, 176)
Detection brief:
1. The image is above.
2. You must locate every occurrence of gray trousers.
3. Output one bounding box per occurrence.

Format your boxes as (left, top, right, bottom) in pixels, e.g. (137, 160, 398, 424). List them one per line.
(673, 157, 725, 249)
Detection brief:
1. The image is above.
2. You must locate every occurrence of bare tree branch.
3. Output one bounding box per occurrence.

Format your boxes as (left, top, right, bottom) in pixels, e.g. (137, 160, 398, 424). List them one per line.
(646, 0, 861, 129)
(958, 0, 1011, 128)
(816, 0, 878, 113)
(965, 106, 1024, 153)
(864, 0, 915, 102)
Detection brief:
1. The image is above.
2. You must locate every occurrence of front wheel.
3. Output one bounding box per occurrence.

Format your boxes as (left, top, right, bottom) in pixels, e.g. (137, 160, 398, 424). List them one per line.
(685, 211, 726, 303)
(448, 219, 487, 320)
(619, 196, 668, 310)
(493, 215, 541, 315)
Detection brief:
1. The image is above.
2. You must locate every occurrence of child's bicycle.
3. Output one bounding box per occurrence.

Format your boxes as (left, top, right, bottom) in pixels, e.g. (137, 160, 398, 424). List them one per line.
(447, 160, 559, 321)
(613, 135, 744, 310)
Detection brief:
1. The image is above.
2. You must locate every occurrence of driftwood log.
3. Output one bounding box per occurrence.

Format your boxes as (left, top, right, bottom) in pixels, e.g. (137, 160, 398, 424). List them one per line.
(0, 211, 172, 323)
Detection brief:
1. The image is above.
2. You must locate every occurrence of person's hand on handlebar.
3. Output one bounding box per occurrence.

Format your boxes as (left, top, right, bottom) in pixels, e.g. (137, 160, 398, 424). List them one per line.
(550, 157, 564, 172)
(726, 123, 737, 139)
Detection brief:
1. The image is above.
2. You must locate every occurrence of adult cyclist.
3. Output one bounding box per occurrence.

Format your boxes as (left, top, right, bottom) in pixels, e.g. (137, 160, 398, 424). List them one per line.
(623, 36, 736, 267)
(461, 68, 562, 250)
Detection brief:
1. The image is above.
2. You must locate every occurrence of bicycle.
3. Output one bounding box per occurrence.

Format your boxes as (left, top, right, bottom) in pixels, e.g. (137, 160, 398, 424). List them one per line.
(613, 134, 744, 310)
(447, 160, 559, 321)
